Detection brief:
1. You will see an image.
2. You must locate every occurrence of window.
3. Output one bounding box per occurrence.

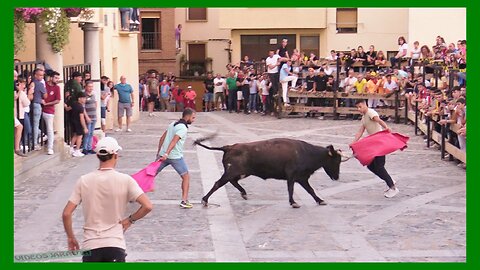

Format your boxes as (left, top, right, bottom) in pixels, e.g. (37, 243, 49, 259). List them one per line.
(300, 36, 319, 57)
(188, 8, 207, 21)
(336, 8, 357, 33)
(141, 18, 161, 50)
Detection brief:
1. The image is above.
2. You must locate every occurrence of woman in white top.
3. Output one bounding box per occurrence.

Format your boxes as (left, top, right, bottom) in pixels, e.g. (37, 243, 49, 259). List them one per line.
(17, 78, 34, 147)
(390, 36, 408, 68)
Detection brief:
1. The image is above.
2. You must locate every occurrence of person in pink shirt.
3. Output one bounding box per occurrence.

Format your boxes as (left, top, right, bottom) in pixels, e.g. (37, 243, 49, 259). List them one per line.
(184, 86, 197, 110)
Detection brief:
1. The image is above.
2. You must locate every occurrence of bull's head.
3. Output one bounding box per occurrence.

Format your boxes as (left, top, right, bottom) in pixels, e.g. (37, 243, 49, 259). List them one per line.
(324, 146, 353, 181)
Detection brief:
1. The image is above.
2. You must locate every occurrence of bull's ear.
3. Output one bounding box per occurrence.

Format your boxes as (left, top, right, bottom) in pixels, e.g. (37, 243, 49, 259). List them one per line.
(327, 145, 334, 156)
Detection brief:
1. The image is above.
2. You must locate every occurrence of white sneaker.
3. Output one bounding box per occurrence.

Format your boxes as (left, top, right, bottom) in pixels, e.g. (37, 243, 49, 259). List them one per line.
(135, 20, 140, 24)
(69, 147, 75, 154)
(317, 116, 325, 120)
(384, 187, 399, 198)
(47, 149, 54, 155)
(129, 19, 135, 23)
(126, 128, 132, 132)
(384, 180, 397, 192)
(72, 150, 85, 157)
(115, 128, 121, 132)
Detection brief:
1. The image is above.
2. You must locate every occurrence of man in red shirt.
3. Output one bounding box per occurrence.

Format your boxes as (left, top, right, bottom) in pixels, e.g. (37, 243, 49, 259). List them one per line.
(42, 71, 62, 155)
(184, 86, 197, 110)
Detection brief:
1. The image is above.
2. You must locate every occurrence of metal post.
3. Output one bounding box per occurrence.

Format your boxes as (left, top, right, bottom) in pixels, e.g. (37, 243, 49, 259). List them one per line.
(404, 94, 408, 124)
(441, 115, 446, 159)
(426, 115, 431, 148)
(394, 90, 399, 123)
(422, 61, 426, 87)
(415, 101, 418, 135)
(434, 64, 439, 89)
(333, 55, 340, 120)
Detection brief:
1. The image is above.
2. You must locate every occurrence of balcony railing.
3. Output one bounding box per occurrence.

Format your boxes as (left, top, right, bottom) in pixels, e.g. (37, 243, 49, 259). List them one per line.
(141, 32, 161, 50)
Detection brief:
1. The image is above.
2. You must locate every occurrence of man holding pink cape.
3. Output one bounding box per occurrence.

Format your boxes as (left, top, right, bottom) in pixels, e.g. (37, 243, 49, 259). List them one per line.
(350, 100, 408, 198)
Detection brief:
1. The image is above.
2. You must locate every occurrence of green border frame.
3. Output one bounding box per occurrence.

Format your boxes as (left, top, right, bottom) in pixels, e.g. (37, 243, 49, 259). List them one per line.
(4, 0, 475, 269)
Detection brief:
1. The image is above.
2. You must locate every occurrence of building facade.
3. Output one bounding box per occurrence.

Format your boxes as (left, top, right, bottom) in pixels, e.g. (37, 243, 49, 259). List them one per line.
(138, 8, 177, 76)
(176, 8, 466, 74)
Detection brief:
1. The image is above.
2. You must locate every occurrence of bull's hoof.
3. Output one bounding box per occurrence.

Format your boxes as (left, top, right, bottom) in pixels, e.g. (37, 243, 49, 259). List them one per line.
(291, 202, 301, 208)
(318, 200, 328, 206)
(241, 194, 248, 200)
(201, 199, 208, 207)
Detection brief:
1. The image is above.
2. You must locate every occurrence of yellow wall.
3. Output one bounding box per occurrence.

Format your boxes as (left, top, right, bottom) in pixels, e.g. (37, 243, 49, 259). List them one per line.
(324, 8, 409, 57)
(218, 8, 327, 29)
(175, 8, 231, 75)
(15, 23, 84, 65)
(408, 8, 466, 48)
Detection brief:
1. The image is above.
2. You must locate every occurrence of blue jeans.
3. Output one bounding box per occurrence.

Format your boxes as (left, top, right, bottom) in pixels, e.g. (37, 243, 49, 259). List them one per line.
(82, 120, 96, 151)
(119, 8, 130, 29)
(21, 112, 32, 145)
(156, 157, 189, 176)
(249, 93, 257, 111)
(32, 103, 42, 146)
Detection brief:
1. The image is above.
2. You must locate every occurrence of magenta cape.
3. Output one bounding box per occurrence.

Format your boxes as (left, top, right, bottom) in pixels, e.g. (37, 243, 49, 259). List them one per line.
(349, 130, 409, 166)
(131, 161, 161, 192)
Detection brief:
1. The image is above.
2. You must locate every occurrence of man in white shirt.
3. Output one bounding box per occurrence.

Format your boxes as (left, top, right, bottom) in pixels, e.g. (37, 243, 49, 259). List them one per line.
(213, 73, 226, 110)
(62, 137, 153, 262)
(266, 50, 280, 112)
(383, 74, 398, 106)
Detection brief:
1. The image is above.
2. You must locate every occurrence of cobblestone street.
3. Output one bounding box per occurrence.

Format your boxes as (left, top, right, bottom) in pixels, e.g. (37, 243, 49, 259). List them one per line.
(14, 112, 466, 262)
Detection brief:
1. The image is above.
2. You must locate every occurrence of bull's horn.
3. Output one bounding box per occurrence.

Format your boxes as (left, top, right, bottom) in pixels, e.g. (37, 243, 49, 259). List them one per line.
(338, 151, 353, 162)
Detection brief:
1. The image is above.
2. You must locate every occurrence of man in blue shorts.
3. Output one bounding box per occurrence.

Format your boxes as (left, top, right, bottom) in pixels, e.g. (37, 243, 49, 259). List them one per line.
(155, 108, 197, 208)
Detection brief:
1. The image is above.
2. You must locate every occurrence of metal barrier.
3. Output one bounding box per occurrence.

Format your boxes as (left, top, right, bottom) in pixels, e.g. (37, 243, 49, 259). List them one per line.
(14, 61, 47, 154)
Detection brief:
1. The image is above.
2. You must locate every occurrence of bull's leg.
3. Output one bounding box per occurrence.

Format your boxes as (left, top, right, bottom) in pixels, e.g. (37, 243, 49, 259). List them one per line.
(230, 179, 248, 200)
(297, 179, 327, 206)
(287, 179, 300, 208)
(202, 174, 238, 206)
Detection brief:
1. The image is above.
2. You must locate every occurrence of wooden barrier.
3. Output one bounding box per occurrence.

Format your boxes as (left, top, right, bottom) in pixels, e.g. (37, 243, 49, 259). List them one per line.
(407, 111, 466, 164)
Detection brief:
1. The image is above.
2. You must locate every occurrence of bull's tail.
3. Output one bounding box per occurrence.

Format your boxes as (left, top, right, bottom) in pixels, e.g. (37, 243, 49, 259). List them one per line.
(193, 134, 226, 152)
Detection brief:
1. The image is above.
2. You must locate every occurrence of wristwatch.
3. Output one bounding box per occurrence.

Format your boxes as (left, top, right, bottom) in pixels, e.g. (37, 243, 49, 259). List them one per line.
(128, 215, 136, 224)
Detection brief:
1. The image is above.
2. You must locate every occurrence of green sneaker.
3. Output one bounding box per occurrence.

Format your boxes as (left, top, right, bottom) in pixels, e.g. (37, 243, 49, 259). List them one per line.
(180, 201, 193, 209)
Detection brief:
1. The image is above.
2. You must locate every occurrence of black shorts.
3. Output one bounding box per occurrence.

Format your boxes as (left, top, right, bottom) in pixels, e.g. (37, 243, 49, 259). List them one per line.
(82, 247, 126, 262)
(72, 121, 84, 136)
(148, 94, 158, 103)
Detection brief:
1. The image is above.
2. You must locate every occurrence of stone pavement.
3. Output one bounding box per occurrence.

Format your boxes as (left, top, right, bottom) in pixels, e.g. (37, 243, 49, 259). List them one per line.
(14, 111, 466, 262)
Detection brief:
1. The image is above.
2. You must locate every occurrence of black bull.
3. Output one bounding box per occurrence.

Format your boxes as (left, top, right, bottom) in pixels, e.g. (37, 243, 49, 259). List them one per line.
(194, 137, 350, 208)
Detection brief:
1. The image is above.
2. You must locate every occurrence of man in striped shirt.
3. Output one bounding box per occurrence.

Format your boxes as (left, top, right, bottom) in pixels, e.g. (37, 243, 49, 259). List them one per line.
(82, 81, 97, 155)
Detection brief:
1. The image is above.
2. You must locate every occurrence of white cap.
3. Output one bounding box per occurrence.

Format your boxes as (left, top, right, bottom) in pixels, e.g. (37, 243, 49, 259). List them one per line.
(187, 85, 192, 89)
(95, 137, 123, 155)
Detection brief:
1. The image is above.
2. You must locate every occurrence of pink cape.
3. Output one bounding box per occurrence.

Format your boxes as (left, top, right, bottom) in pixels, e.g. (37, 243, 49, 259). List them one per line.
(131, 161, 162, 192)
(349, 130, 409, 166)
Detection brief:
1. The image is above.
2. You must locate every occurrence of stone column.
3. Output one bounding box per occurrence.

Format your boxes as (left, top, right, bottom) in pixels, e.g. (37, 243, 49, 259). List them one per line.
(82, 22, 102, 130)
(35, 21, 65, 150)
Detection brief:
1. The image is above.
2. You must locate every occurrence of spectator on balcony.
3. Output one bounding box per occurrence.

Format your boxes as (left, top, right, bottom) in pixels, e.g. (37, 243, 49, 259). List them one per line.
(356, 46, 367, 73)
(82, 81, 97, 155)
(382, 74, 398, 108)
(119, 8, 131, 31)
(266, 50, 280, 112)
(307, 52, 319, 69)
(345, 49, 356, 73)
(115, 76, 134, 132)
(410, 41, 421, 65)
(184, 86, 197, 110)
(213, 73, 226, 111)
(365, 45, 377, 68)
(276, 38, 290, 62)
(160, 79, 171, 112)
(390, 36, 408, 68)
(130, 8, 140, 24)
(32, 68, 47, 151)
(375, 50, 387, 68)
(175, 24, 182, 51)
(366, 72, 379, 108)
(146, 72, 160, 116)
(42, 71, 61, 155)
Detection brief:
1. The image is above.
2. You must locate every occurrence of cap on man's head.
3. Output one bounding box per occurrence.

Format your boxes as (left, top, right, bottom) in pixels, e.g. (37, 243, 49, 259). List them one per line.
(95, 137, 123, 155)
(187, 86, 192, 89)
